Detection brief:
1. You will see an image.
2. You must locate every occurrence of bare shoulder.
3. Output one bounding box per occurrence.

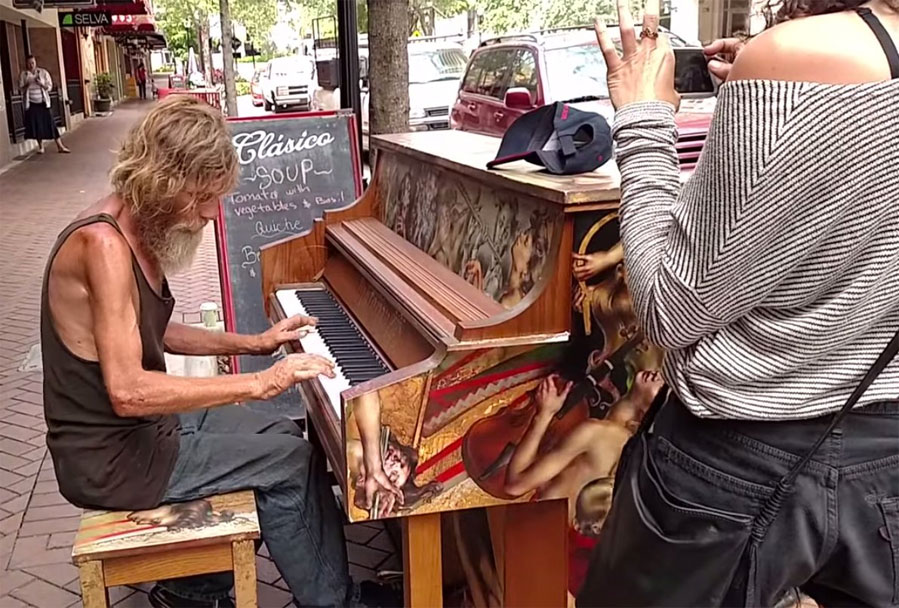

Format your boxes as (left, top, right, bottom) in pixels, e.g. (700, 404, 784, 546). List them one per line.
(730, 11, 892, 83)
(74, 222, 130, 262)
(67, 223, 134, 291)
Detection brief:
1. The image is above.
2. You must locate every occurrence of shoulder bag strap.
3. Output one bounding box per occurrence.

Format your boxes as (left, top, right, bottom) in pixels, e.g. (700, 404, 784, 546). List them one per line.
(753, 325, 899, 539)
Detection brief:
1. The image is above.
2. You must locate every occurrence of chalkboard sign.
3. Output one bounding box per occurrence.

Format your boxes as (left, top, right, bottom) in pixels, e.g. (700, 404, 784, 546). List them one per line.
(216, 110, 362, 417)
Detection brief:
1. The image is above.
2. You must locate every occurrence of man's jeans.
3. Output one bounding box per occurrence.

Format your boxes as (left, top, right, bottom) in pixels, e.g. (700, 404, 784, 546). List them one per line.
(156, 406, 351, 607)
(580, 396, 899, 607)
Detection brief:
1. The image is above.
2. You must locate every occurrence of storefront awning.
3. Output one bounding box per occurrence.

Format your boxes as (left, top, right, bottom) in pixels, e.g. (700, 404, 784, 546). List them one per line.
(94, 0, 151, 16)
(102, 18, 166, 49)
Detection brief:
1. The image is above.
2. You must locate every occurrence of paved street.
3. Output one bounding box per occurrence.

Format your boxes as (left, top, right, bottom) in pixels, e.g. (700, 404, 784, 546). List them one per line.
(236, 94, 268, 118)
(0, 100, 396, 607)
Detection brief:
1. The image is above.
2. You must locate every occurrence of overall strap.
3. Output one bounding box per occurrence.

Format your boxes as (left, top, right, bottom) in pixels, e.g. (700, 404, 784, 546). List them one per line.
(857, 7, 899, 78)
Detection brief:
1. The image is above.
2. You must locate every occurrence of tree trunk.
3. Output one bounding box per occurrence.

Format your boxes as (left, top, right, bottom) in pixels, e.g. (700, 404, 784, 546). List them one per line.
(368, 0, 409, 135)
(197, 20, 210, 80)
(219, 0, 238, 116)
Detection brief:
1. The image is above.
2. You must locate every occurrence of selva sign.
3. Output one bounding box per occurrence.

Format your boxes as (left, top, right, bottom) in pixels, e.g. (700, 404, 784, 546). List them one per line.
(59, 11, 111, 27)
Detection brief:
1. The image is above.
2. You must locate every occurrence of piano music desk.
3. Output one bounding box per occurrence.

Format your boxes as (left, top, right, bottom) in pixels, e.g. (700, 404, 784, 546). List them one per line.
(261, 130, 653, 607)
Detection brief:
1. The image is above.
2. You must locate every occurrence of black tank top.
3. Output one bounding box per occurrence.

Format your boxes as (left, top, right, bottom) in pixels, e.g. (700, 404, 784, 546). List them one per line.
(857, 7, 899, 78)
(41, 213, 180, 510)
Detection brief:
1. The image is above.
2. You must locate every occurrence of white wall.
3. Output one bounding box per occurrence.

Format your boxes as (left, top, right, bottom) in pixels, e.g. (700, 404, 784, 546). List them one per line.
(670, 0, 701, 42)
(0, 0, 59, 28)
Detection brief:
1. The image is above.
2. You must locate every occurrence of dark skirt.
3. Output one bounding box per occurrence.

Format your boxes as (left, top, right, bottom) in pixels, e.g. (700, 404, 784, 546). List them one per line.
(25, 103, 59, 141)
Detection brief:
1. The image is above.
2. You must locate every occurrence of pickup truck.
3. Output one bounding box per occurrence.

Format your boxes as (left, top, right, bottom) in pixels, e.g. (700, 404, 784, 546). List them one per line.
(262, 56, 315, 113)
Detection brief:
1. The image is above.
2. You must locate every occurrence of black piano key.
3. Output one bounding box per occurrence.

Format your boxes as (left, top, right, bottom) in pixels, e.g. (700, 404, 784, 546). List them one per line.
(294, 289, 389, 387)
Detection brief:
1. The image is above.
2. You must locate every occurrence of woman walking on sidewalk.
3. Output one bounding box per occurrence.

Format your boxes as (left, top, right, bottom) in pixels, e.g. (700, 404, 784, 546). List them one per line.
(19, 55, 70, 155)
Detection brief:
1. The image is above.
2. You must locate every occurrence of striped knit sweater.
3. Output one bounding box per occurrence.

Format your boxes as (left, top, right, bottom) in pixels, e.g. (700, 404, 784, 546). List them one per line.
(614, 79, 899, 420)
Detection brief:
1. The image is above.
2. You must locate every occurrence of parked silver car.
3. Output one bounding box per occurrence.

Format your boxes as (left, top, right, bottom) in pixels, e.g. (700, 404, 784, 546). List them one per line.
(360, 42, 468, 145)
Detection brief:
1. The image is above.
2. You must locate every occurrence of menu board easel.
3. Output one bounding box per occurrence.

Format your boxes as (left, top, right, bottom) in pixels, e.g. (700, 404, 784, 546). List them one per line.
(215, 110, 362, 418)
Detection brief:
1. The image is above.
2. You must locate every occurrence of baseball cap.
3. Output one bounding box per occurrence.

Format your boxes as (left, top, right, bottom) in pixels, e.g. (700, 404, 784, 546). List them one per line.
(486, 102, 613, 175)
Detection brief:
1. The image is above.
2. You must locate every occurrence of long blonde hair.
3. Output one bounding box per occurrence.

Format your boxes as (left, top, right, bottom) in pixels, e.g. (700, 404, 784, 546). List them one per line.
(110, 95, 237, 219)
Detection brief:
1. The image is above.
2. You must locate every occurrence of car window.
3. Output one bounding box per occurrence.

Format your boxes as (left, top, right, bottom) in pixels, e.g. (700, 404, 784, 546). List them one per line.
(409, 48, 467, 84)
(462, 54, 486, 93)
(507, 49, 538, 97)
(544, 43, 610, 102)
(475, 49, 515, 99)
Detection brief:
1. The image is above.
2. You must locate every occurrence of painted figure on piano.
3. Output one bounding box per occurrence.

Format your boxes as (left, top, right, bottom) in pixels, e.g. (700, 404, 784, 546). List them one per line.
(342, 204, 665, 604)
(347, 391, 443, 519)
(380, 154, 559, 308)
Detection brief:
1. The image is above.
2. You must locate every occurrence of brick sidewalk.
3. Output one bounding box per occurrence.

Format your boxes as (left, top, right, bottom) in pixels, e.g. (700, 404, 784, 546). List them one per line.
(0, 102, 396, 607)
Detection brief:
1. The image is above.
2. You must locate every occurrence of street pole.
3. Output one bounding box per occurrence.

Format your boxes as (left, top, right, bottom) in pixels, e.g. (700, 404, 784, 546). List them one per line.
(337, 0, 361, 159)
(219, 0, 238, 116)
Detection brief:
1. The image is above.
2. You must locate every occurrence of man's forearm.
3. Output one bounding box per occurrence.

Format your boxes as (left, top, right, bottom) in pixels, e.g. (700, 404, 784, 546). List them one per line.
(164, 322, 264, 356)
(110, 368, 265, 416)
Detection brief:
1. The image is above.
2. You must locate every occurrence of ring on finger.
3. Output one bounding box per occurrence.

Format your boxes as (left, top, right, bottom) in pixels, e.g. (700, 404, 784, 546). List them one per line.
(641, 27, 659, 39)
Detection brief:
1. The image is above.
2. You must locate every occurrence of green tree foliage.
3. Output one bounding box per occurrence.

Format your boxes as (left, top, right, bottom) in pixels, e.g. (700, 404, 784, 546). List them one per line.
(156, 9, 199, 59)
(156, 0, 278, 61)
(474, 0, 626, 34)
(476, 0, 537, 33)
(231, 0, 279, 47)
(156, 0, 215, 60)
(541, 0, 616, 28)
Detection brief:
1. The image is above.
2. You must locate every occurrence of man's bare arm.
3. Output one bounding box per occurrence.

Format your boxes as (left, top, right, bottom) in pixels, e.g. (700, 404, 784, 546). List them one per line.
(164, 322, 261, 356)
(85, 226, 333, 417)
(165, 314, 316, 357)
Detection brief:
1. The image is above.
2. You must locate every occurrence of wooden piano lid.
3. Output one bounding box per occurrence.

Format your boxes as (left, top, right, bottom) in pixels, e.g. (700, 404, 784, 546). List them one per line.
(372, 131, 621, 207)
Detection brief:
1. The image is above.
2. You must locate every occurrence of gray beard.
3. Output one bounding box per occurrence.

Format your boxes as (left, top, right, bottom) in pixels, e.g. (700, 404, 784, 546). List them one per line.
(137, 217, 204, 276)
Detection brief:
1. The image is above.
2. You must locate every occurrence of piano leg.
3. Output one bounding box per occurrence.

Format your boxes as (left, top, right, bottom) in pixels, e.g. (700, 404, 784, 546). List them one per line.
(403, 513, 443, 607)
(491, 500, 568, 607)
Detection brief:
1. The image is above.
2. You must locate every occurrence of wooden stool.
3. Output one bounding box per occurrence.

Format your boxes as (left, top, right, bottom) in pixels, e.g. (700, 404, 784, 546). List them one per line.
(72, 491, 260, 608)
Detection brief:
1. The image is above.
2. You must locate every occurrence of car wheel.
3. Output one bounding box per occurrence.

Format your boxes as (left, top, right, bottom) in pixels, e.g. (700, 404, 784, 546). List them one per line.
(252, 98, 261, 107)
(264, 97, 273, 112)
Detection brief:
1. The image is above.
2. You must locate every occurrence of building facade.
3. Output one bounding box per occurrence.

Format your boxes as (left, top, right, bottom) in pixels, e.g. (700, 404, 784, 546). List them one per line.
(0, 0, 163, 169)
(0, 0, 71, 166)
(671, 0, 768, 42)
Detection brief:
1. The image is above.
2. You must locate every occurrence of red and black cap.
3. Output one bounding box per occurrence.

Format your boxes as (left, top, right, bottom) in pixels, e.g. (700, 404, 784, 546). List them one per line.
(486, 102, 613, 175)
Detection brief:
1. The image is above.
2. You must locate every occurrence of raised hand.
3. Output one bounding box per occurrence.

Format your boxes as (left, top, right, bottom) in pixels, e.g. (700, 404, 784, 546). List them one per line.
(256, 314, 317, 354)
(258, 353, 334, 399)
(594, 0, 679, 110)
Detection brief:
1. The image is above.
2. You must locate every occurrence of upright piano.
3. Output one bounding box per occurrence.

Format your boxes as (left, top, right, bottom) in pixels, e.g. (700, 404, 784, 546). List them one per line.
(260, 130, 666, 607)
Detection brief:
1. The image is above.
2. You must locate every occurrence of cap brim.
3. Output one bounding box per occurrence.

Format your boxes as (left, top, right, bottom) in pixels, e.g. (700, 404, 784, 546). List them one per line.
(487, 104, 557, 169)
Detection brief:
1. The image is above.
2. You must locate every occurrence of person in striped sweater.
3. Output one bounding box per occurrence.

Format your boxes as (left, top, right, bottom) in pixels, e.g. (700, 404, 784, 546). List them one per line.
(577, 0, 899, 605)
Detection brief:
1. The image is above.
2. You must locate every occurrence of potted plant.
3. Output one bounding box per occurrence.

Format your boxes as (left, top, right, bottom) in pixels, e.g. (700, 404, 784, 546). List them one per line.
(93, 72, 115, 112)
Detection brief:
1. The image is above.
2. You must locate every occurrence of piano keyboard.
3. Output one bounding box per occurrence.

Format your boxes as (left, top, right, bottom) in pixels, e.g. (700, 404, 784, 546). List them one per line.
(276, 288, 390, 416)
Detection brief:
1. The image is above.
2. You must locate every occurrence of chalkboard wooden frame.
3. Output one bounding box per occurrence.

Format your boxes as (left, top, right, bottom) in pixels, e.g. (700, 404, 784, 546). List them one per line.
(214, 109, 363, 374)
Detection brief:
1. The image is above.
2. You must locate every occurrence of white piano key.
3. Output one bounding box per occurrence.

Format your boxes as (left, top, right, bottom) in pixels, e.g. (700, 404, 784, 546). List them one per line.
(276, 289, 348, 419)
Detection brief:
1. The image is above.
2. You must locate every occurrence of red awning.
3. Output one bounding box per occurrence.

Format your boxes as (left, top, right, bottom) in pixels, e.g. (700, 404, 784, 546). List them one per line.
(94, 0, 150, 16)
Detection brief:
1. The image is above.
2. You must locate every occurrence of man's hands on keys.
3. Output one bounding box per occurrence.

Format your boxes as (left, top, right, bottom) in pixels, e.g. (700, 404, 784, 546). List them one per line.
(256, 314, 317, 355)
(257, 353, 336, 400)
